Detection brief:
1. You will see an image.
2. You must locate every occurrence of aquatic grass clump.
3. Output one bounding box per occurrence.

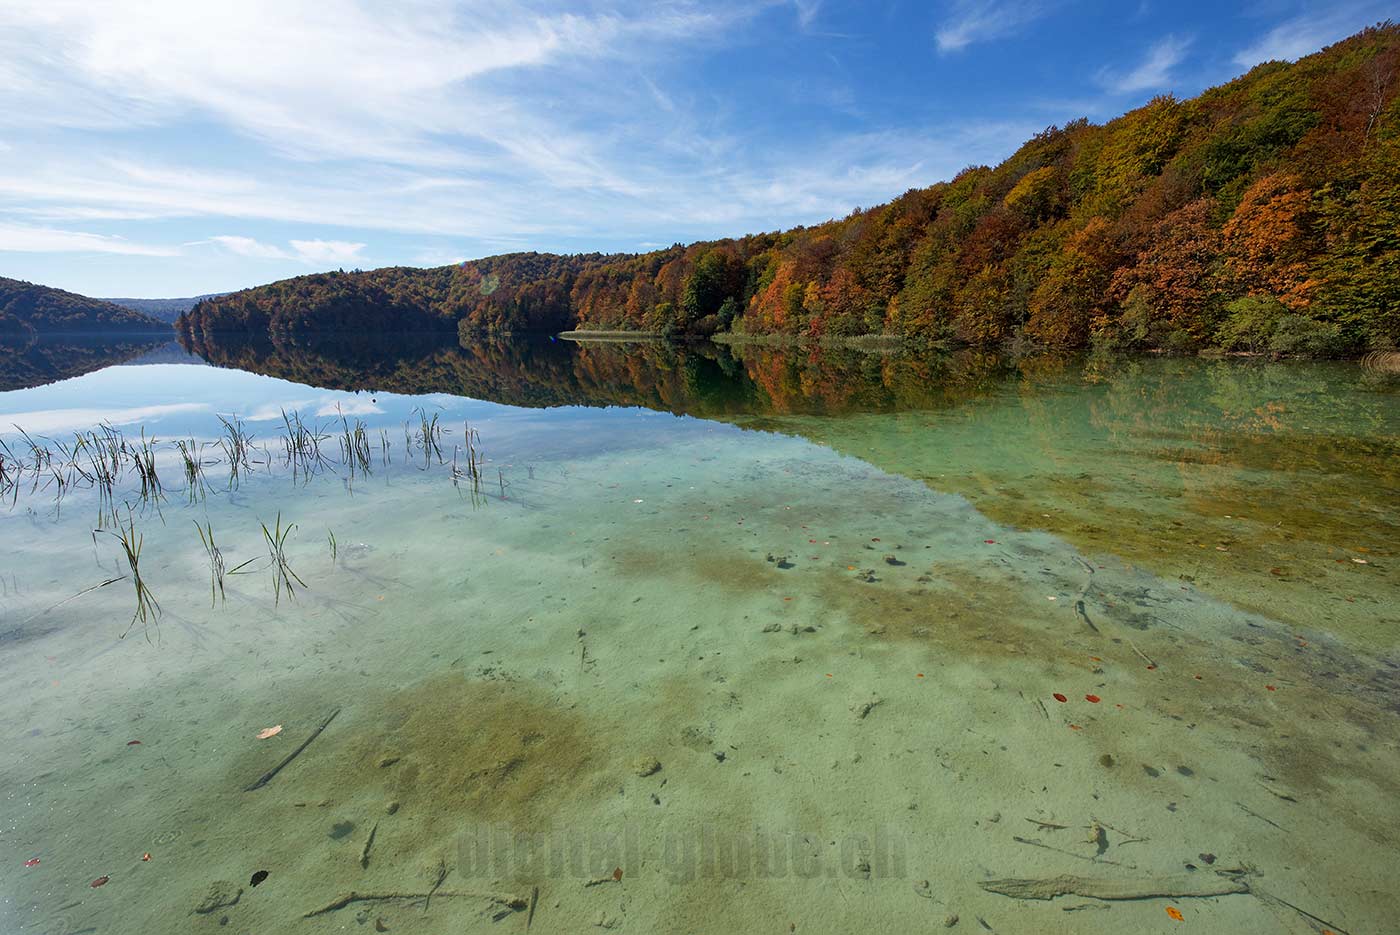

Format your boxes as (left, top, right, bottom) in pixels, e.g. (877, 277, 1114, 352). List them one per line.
(132, 429, 164, 506)
(176, 438, 208, 504)
(337, 415, 374, 479)
(217, 414, 256, 488)
(260, 511, 307, 605)
(105, 510, 161, 641)
(194, 519, 234, 606)
(451, 420, 486, 505)
(281, 409, 331, 481)
(410, 407, 445, 466)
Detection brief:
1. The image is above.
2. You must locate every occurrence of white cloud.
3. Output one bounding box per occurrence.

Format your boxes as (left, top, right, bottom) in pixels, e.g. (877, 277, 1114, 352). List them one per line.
(1099, 36, 1192, 94)
(1233, 6, 1383, 69)
(210, 235, 291, 260)
(3, 403, 208, 436)
(290, 239, 366, 265)
(0, 222, 180, 256)
(0, 0, 735, 184)
(792, 0, 822, 30)
(0, 0, 1045, 286)
(315, 398, 384, 417)
(210, 234, 366, 266)
(935, 1, 1051, 53)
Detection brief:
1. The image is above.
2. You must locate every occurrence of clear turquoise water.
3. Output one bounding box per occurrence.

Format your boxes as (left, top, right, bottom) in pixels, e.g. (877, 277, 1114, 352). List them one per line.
(1, 340, 1397, 934)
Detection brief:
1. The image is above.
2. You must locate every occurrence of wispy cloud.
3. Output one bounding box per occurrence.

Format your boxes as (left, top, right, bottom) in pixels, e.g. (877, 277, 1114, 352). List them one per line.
(1233, 5, 1384, 68)
(0, 222, 181, 256)
(290, 239, 366, 265)
(935, 0, 1052, 53)
(2, 403, 208, 436)
(1098, 35, 1192, 94)
(210, 235, 365, 265)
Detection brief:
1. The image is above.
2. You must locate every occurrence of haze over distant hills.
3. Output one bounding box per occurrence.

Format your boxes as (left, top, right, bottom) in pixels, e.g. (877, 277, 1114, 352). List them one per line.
(100, 294, 227, 324)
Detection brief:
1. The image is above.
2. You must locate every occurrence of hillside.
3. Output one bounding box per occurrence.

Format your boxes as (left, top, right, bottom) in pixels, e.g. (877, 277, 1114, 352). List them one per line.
(101, 294, 226, 323)
(0, 276, 166, 338)
(178, 23, 1400, 356)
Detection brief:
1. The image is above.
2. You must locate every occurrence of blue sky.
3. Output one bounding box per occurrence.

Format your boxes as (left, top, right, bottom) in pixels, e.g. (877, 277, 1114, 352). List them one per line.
(0, 0, 1391, 298)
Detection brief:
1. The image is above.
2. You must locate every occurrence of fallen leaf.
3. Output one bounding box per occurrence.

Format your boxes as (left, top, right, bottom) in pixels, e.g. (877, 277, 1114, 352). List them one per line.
(612, 867, 623, 882)
(126, 740, 142, 746)
(24, 858, 40, 868)
(256, 725, 283, 740)
(1052, 693, 1068, 703)
(1085, 694, 1101, 703)
(141, 853, 152, 862)
(90, 875, 110, 888)
(1166, 906, 1183, 921)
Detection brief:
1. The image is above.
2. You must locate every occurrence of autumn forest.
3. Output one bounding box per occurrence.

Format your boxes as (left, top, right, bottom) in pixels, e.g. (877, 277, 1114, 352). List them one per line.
(177, 24, 1400, 357)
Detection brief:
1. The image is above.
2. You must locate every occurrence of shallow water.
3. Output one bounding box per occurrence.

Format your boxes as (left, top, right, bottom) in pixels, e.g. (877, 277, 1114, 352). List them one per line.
(1, 337, 1397, 934)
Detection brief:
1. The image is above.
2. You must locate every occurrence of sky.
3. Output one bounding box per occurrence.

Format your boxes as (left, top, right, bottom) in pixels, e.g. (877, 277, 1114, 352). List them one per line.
(0, 0, 1392, 298)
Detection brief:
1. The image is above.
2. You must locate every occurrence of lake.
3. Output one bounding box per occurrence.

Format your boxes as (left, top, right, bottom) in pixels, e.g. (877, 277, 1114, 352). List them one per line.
(1, 333, 1397, 934)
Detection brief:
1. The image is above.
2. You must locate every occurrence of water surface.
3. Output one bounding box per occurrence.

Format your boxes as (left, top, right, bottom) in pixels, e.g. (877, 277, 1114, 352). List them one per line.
(1, 335, 1396, 934)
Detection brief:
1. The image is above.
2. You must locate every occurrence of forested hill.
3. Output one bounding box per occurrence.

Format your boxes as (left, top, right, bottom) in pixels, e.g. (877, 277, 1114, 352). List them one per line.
(1, 277, 166, 339)
(178, 23, 1400, 356)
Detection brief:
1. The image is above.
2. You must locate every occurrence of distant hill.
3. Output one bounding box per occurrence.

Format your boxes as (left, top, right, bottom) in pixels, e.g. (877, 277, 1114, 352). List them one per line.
(180, 23, 1400, 356)
(0, 276, 167, 339)
(101, 294, 226, 324)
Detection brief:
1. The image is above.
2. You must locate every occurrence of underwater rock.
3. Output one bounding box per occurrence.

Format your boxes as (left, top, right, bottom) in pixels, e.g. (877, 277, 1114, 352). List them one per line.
(883, 554, 904, 566)
(375, 754, 401, 768)
(762, 623, 783, 633)
(384, 800, 400, 815)
(193, 881, 242, 915)
(631, 756, 662, 777)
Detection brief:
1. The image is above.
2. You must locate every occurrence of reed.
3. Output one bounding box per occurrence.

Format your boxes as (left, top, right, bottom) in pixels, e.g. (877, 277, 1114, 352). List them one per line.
(14, 426, 52, 474)
(337, 415, 373, 478)
(327, 528, 338, 565)
(281, 409, 329, 480)
(217, 414, 255, 488)
(82, 437, 119, 527)
(260, 511, 307, 605)
(413, 407, 444, 465)
(109, 510, 161, 641)
(175, 438, 208, 504)
(132, 429, 164, 505)
(194, 519, 228, 606)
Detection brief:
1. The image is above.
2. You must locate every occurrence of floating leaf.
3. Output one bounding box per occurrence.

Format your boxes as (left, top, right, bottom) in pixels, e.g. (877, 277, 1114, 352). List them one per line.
(256, 725, 283, 740)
